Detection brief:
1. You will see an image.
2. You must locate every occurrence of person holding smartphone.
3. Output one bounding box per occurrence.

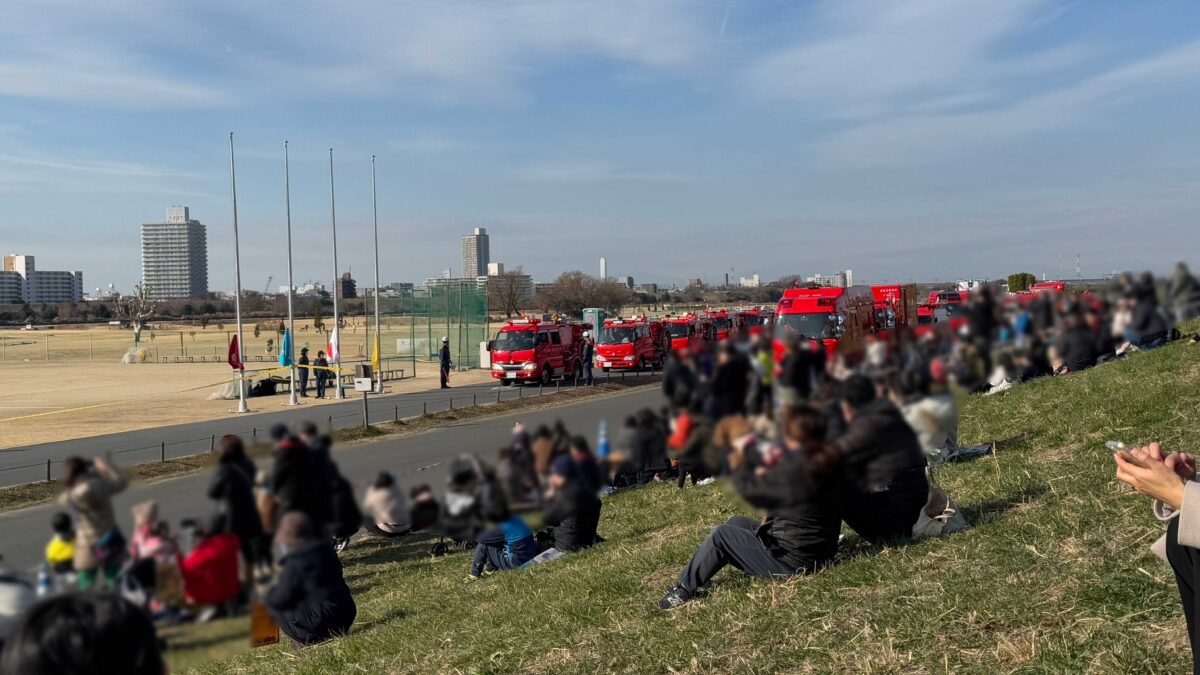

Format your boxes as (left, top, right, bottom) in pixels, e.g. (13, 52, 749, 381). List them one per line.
(1115, 442, 1200, 672)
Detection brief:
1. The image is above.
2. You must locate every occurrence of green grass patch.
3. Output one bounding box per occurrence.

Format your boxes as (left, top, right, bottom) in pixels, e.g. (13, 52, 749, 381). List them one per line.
(178, 339, 1200, 673)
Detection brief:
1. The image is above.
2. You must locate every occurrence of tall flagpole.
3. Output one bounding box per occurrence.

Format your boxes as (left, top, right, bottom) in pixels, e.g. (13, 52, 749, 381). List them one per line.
(229, 132, 249, 413)
(328, 148, 344, 398)
(371, 154, 383, 393)
(284, 141, 298, 405)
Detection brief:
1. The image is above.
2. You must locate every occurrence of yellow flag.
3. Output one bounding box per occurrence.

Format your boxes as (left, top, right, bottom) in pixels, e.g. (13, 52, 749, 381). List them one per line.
(371, 333, 381, 372)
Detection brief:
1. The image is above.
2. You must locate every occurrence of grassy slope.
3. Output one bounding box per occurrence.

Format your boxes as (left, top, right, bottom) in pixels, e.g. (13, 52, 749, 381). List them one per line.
(186, 339, 1200, 674)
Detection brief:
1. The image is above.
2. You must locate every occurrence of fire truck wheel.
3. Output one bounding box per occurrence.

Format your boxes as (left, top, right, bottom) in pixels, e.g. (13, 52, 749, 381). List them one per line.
(500, 379, 512, 387)
(540, 367, 553, 386)
(637, 357, 646, 373)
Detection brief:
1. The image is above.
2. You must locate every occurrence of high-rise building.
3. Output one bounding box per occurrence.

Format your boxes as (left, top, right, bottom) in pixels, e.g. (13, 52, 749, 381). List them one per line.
(805, 269, 854, 289)
(141, 207, 208, 300)
(739, 274, 761, 288)
(461, 228, 490, 278)
(0, 270, 23, 304)
(487, 262, 504, 276)
(615, 275, 635, 289)
(599, 257, 607, 280)
(337, 272, 358, 299)
(2, 254, 83, 303)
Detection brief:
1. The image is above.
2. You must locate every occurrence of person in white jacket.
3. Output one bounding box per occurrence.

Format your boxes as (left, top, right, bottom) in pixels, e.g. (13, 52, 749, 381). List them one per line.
(361, 472, 410, 537)
(888, 365, 958, 464)
(1115, 442, 1200, 673)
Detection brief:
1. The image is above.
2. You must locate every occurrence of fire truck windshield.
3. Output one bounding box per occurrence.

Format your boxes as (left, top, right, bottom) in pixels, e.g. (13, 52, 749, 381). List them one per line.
(712, 317, 732, 331)
(599, 327, 635, 344)
(743, 315, 763, 326)
(775, 313, 837, 340)
(665, 323, 692, 338)
(493, 331, 536, 351)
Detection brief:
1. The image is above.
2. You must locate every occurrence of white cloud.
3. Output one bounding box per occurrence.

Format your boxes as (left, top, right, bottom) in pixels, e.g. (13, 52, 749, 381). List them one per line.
(511, 160, 697, 184)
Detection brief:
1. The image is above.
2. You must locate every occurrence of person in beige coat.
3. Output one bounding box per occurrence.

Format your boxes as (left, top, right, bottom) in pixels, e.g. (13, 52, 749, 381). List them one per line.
(1115, 442, 1200, 673)
(58, 456, 128, 590)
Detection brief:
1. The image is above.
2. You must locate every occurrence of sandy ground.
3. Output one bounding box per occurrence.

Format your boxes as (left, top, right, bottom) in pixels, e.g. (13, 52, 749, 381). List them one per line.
(0, 361, 492, 449)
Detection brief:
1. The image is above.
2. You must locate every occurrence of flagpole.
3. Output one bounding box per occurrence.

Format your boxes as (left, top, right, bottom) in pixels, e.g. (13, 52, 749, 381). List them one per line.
(284, 141, 298, 406)
(371, 154, 383, 393)
(328, 148, 344, 399)
(229, 132, 249, 414)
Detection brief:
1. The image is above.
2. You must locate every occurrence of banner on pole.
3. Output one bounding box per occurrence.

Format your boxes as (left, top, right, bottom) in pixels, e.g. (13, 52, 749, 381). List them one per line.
(227, 335, 244, 371)
(371, 333, 381, 373)
(280, 329, 293, 367)
(327, 327, 340, 364)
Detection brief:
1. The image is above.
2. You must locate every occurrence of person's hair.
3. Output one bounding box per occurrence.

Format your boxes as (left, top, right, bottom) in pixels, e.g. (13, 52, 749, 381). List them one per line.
(780, 404, 836, 476)
(298, 421, 319, 438)
(373, 471, 395, 490)
(218, 434, 245, 459)
(841, 375, 876, 410)
(0, 592, 165, 675)
(624, 415, 637, 428)
(269, 423, 290, 442)
(569, 435, 592, 456)
(62, 457, 89, 487)
(50, 512, 73, 536)
(533, 425, 552, 440)
(889, 367, 930, 402)
(636, 408, 657, 428)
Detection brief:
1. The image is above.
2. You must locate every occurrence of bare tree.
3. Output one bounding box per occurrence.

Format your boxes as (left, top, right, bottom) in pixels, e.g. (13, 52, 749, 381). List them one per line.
(488, 268, 528, 318)
(115, 283, 157, 346)
(534, 271, 633, 317)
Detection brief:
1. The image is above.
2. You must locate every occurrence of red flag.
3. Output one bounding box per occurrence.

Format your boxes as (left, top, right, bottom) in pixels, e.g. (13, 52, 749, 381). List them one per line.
(227, 335, 244, 371)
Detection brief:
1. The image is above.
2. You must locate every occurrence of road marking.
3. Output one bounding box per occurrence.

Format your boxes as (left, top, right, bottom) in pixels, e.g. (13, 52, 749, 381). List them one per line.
(0, 401, 123, 423)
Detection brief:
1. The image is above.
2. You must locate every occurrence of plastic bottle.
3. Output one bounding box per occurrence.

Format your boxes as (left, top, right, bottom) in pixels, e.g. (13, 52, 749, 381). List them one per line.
(597, 418, 609, 459)
(36, 562, 52, 597)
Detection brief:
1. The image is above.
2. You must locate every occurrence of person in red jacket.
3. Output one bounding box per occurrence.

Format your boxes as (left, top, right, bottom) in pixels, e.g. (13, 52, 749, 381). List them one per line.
(179, 520, 241, 612)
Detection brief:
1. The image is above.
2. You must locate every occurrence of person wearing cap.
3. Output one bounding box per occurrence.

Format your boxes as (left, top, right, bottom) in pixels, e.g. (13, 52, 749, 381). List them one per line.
(529, 454, 603, 565)
(297, 347, 310, 397)
(580, 332, 594, 386)
(439, 337, 453, 389)
(314, 350, 329, 398)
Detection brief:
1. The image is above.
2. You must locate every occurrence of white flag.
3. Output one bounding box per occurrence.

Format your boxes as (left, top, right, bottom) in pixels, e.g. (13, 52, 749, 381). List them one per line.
(327, 327, 340, 364)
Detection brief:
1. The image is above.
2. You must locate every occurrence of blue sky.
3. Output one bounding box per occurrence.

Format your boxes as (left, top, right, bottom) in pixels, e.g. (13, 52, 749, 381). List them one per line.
(1, 0, 1199, 292)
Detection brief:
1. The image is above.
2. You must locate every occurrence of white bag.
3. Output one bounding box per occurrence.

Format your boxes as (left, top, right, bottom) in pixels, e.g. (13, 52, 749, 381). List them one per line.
(912, 467, 969, 539)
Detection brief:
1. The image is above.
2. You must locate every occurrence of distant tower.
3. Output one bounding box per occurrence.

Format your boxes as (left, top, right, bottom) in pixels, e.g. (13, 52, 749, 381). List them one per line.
(1076, 253, 1081, 281)
(599, 256, 607, 280)
(461, 228, 490, 278)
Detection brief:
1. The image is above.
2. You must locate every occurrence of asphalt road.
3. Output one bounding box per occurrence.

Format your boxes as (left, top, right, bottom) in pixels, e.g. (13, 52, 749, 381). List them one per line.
(0, 385, 665, 575)
(0, 369, 656, 487)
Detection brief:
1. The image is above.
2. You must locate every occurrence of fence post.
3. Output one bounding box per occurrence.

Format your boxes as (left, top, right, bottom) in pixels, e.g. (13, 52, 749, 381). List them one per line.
(556, 380, 561, 394)
(210, 434, 216, 453)
(539, 382, 543, 397)
(473, 393, 477, 407)
(160, 442, 166, 463)
(46, 459, 51, 482)
(449, 397, 454, 411)
(497, 389, 501, 403)
(423, 401, 427, 416)
(394, 405, 399, 423)
(252, 428, 257, 443)
(328, 416, 333, 433)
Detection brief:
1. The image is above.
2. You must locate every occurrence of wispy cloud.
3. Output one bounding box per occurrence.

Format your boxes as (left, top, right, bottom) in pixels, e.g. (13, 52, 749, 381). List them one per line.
(512, 160, 699, 184)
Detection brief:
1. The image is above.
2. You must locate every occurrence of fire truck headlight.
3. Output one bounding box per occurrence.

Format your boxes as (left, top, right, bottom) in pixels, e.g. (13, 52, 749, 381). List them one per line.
(491, 363, 503, 371)
(623, 355, 636, 362)
(522, 362, 537, 371)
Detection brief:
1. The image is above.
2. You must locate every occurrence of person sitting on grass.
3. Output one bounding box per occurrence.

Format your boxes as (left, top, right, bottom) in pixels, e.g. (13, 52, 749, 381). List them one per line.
(0, 592, 164, 675)
(659, 405, 842, 610)
(44, 513, 75, 576)
(362, 471, 411, 537)
(529, 455, 602, 566)
(466, 499, 537, 582)
(263, 512, 356, 646)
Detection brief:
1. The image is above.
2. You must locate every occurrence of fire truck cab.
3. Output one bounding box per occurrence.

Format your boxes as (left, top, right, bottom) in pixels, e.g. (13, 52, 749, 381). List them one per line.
(927, 289, 968, 329)
(773, 286, 875, 364)
(705, 308, 734, 342)
(662, 314, 710, 353)
(489, 318, 583, 385)
(595, 317, 666, 372)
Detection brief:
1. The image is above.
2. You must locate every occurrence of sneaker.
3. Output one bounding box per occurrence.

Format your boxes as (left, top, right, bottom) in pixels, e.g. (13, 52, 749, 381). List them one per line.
(464, 574, 481, 583)
(695, 477, 716, 487)
(658, 585, 692, 611)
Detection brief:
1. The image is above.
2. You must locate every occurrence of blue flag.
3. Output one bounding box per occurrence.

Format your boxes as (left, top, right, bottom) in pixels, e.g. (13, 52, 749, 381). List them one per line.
(280, 329, 292, 366)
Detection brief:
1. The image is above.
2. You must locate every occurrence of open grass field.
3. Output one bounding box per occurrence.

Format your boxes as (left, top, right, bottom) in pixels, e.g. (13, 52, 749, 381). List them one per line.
(165, 333, 1200, 673)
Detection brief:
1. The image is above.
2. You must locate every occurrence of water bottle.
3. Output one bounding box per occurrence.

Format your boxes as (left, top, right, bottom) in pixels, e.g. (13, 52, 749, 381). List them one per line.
(36, 563, 52, 597)
(597, 418, 609, 459)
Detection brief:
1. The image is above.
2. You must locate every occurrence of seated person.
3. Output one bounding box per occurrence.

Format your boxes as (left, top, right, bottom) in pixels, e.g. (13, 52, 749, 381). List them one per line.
(0, 592, 164, 674)
(659, 406, 841, 610)
(832, 375, 929, 544)
(530, 456, 602, 565)
(466, 501, 537, 581)
(179, 518, 241, 611)
(45, 512, 76, 575)
(264, 512, 356, 645)
(568, 436, 604, 496)
(361, 472, 411, 537)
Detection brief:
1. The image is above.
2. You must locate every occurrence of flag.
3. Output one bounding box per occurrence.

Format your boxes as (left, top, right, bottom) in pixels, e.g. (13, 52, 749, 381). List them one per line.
(327, 327, 340, 364)
(279, 329, 293, 367)
(371, 333, 381, 373)
(227, 335, 243, 371)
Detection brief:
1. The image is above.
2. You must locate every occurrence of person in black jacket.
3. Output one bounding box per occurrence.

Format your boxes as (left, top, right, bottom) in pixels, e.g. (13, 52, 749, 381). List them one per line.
(264, 512, 356, 646)
(832, 375, 928, 544)
(1054, 309, 1101, 375)
(268, 425, 317, 531)
(706, 343, 750, 419)
(297, 347, 310, 397)
(630, 409, 670, 484)
(207, 435, 266, 568)
(530, 455, 602, 565)
(659, 405, 841, 609)
(1124, 283, 1171, 349)
(661, 350, 698, 410)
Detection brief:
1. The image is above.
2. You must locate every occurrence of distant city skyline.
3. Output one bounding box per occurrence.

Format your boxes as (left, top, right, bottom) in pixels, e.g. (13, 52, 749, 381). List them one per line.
(2, 1, 1199, 293)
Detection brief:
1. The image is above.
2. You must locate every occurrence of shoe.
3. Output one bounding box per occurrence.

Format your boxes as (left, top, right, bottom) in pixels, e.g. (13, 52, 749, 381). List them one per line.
(658, 585, 692, 611)
(464, 574, 481, 583)
(695, 477, 716, 487)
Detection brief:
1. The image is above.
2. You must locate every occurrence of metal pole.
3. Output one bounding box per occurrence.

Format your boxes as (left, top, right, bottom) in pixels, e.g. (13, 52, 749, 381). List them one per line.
(329, 148, 344, 399)
(362, 391, 369, 429)
(371, 155, 383, 393)
(284, 141, 299, 406)
(229, 132, 249, 413)
(160, 442, 165, 463)
(46, 459, 50, 482)
(210, 434, 216, 452)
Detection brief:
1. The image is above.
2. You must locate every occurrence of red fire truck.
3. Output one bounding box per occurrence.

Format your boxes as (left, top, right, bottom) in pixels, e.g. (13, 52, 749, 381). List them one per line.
(662, 313, 710, 353)
(488, 318, 584, 385)
(927, 289, 969, 329)
(915, 304, 938, 337)
(870, 284, 920, 337)
(594, 316, 666, 372)
(705, 308, 734, 341)
(773, 286, 875, 364)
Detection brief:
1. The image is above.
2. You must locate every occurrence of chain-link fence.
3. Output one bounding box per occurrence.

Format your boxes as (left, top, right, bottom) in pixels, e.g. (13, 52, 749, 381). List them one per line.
(383, 282, 489, 371)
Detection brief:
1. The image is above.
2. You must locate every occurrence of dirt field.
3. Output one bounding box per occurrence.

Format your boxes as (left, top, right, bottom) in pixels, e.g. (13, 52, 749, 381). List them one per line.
(0, 359, 492, 449)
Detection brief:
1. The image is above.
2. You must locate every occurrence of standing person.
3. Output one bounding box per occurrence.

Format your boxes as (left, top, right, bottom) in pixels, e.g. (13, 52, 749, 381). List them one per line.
(1169, 262, 1200, 324)
(314, 350, 329, 399)
(263, 512, 356, 646)
(707, 342, 751, 419)
(59, 457, 127, 591)
(581, 334, 595, 385)
(297, 347, 310, 397)
(268, 425, 318, 531)
(439, 336, 453, 389)
(208, 435, 266, 569)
